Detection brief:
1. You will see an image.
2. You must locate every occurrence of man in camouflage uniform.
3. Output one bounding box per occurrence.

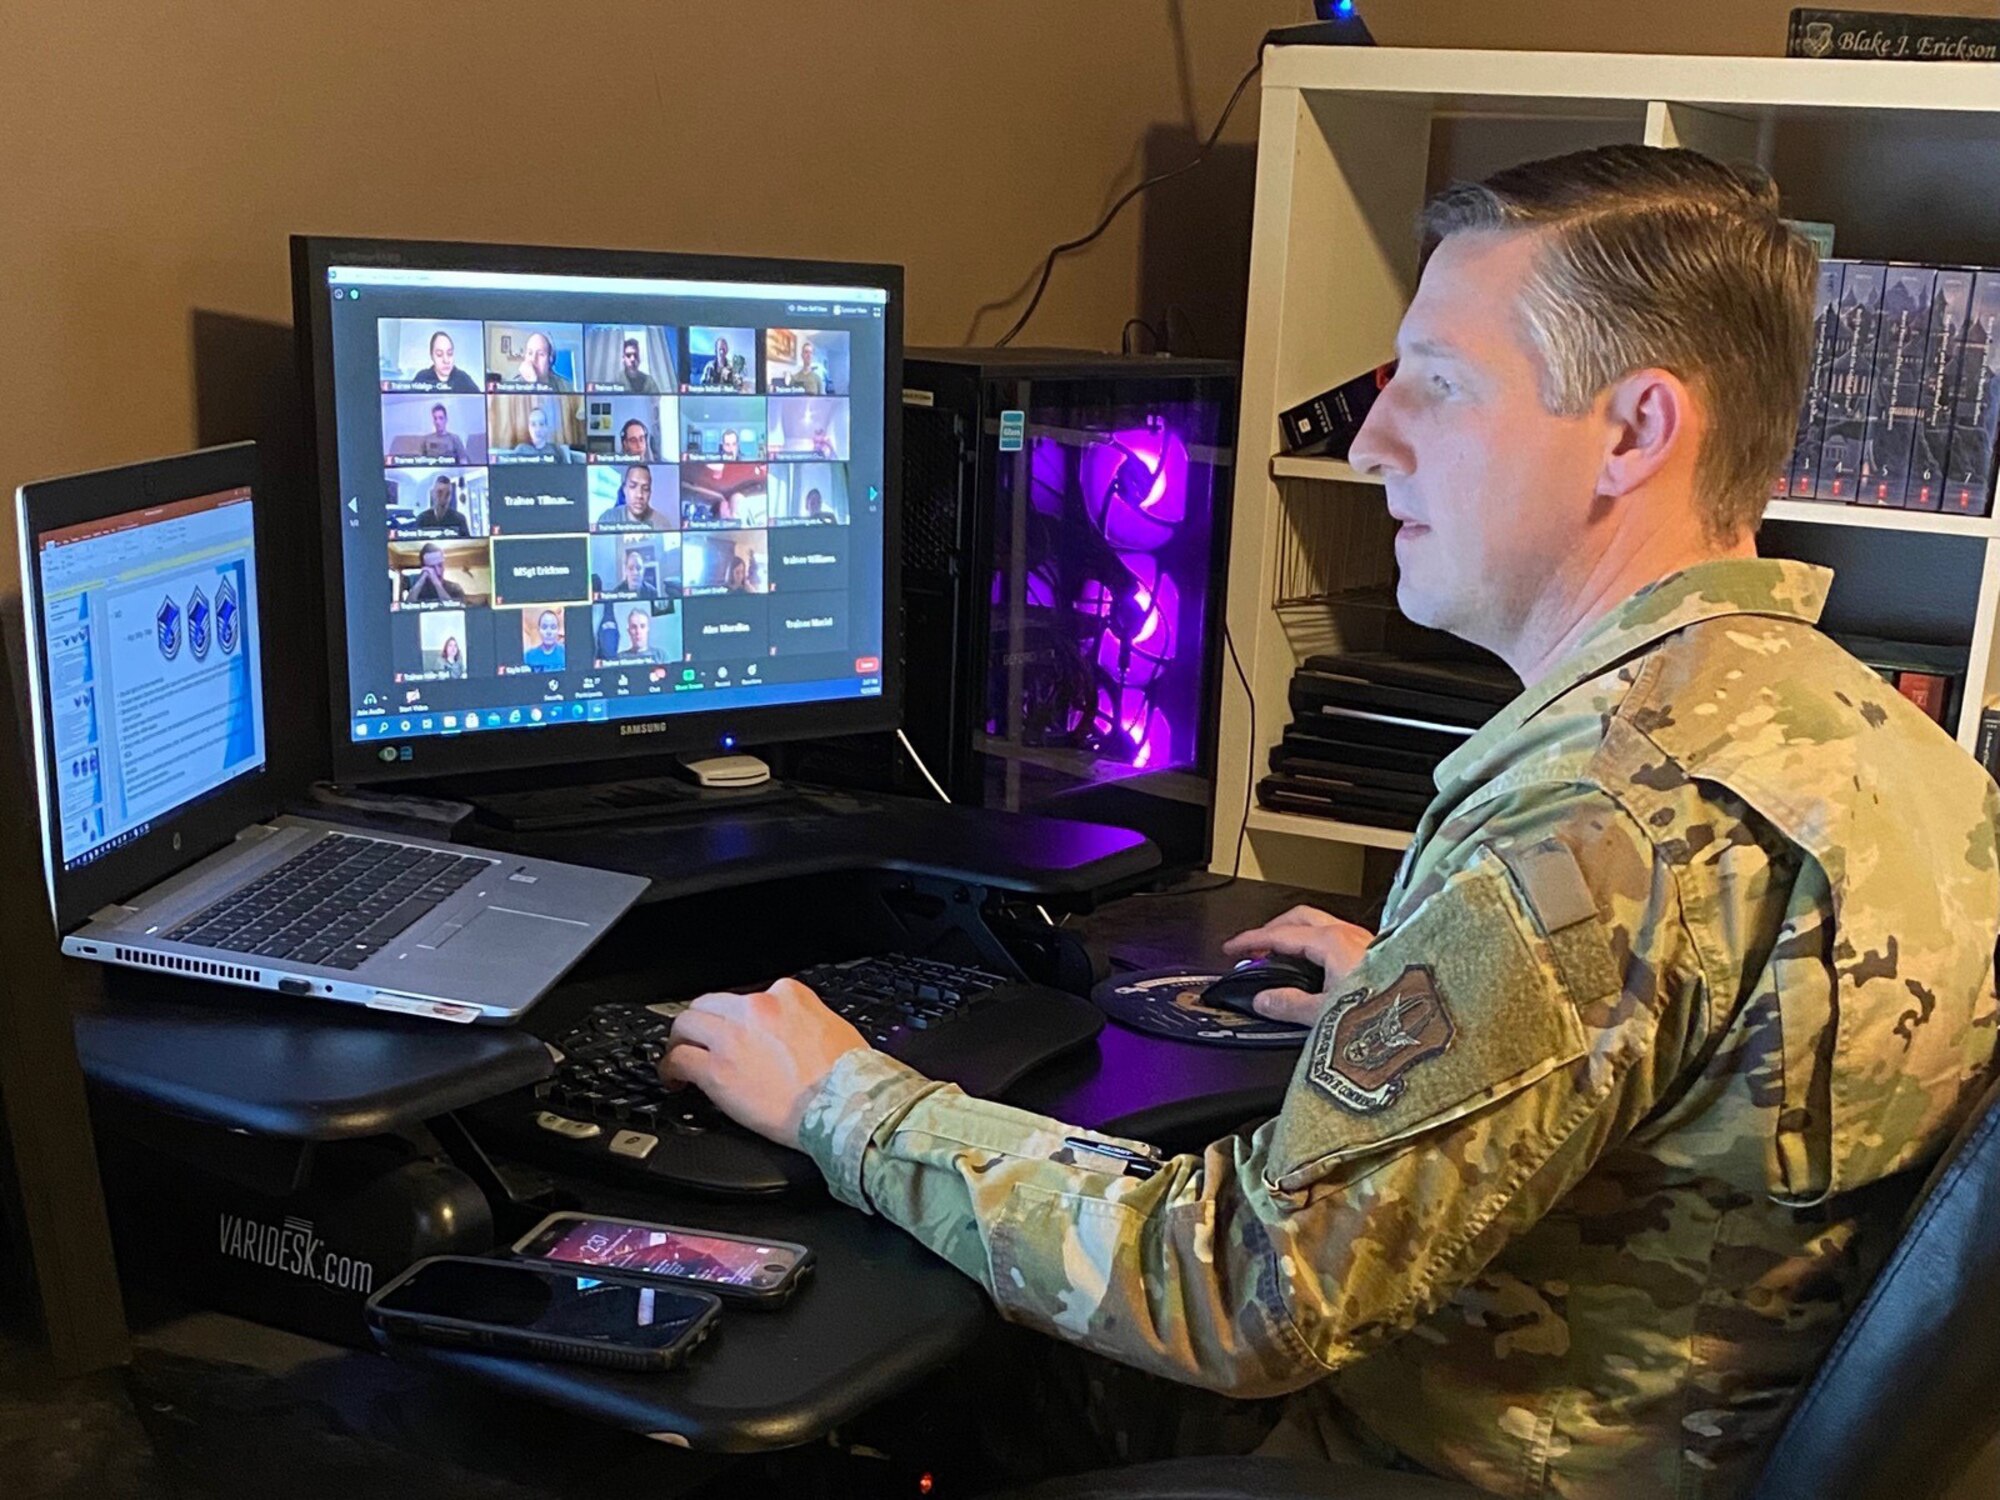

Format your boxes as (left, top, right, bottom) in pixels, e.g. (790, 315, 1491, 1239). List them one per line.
(661, 146, 2000, 1497)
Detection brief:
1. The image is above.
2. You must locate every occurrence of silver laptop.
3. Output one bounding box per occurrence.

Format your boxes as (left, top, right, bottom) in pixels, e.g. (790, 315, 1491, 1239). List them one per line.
(17, 443, 647, 1024)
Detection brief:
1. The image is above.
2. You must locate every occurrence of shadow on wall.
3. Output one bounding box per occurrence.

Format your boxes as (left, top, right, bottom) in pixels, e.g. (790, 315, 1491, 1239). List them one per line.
(190, 310, 330, 790)
(1137, 128, 1258, 358)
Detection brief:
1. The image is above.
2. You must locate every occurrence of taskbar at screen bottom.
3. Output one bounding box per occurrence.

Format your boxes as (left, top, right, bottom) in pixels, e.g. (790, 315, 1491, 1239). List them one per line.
(351, 670, 883, 743)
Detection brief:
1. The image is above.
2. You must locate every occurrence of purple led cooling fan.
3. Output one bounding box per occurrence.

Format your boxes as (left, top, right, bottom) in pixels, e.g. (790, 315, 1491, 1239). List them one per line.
(988, 415, 1203, 774)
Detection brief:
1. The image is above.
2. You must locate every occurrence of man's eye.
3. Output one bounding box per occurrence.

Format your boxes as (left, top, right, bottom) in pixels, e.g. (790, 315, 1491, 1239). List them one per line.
(1427, 373, 1454, 396)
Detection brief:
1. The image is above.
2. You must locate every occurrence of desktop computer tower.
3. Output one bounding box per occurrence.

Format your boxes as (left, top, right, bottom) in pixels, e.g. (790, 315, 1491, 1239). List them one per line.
(798, 350, 1236, 869)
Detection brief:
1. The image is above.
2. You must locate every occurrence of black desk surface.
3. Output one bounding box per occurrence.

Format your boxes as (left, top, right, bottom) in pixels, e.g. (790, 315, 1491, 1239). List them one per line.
(345, 875, 1354, 1449)
(70, 869, 1355, 1454)
(392, 1183, 986, 1452)
(69, 796, 1162, 1141)
(74, 971, 552, 1141)
(1013, 876, 1351, 1144)
(483, 786, 1161, 903)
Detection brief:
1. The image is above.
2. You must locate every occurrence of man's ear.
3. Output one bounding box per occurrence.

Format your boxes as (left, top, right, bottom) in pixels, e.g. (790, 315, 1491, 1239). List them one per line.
(1596, 367, 1693, 501)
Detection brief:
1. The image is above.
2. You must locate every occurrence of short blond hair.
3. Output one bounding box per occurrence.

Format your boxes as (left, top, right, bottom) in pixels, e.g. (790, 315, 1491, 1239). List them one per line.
(1420, 145, 1817, 539)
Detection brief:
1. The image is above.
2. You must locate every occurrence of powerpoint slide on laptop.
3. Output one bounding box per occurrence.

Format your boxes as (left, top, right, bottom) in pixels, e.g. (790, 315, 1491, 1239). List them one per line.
(36, 486, 264, 872)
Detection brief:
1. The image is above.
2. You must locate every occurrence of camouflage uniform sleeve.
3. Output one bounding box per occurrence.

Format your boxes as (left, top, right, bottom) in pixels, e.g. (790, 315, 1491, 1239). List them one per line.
(798, 788, 1706, 1397)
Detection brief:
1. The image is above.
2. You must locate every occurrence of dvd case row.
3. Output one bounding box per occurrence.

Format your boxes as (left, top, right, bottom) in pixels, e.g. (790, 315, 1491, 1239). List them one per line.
(1778, 260, 2000, 516)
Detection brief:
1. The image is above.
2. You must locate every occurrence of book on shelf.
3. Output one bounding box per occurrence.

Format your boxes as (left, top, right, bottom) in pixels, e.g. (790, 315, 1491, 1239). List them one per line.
(1858, 263, 1935, 507)
(1832, 633, 1968, 730)
(1278, 364, 1393, 458)
(1787, 9, 2000, 63)
(1944, 270, 2000, 516)
(1906, 267, 1975, 511)
(1894, 670, 1952, 724)
(1784, 219, 1838, 259)
(1815, 262, 1886, 502)
(1785, 259, 1846, 499)
(1974, 699, 2000, 780)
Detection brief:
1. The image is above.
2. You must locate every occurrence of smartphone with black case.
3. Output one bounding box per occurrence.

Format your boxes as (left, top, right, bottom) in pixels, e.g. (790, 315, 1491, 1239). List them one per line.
(365, 1255, 721, 1371)
(512, 1212, 815, 1307)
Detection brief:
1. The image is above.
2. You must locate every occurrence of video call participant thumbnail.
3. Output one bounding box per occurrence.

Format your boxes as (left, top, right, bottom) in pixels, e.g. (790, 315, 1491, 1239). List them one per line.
(486, 323, 583, 392)
(585, 325, 677, 394)
(679, 462, 769, 528)
(487, 604, 593, 676)
(488, 534, 590, 610)
(768, 461, 848, 524)
(521, 607, 568, 671)
(491, 396, 585, 464)
(380, 319, 485, 393)
(385, 605, 486, 681)
(765, 329, 849, 396)
(488, 462, 590, 535)
(589, 463, 679, 531)
(425, 609, 472, 676)
(767, 396, 851, 461)
(586, 396, 671, 463)
(684, 327, 756, 393)
(383, 394, 488, 466)
(768, 525, 850, 594)
(683, 529, 768, 595)
(682, 594, 771, 662)
(597, 599, 683, 667)
(389, 539, 492, 608)
(770, 591, 850, 657)
(681, 396, 767, 461)
(388, 467, 488, 539)
(591, 532, 681, 600)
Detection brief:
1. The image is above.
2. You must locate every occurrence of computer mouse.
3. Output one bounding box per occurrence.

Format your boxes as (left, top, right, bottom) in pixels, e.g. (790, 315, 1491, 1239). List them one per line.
(1200, 955, 1326, 1016)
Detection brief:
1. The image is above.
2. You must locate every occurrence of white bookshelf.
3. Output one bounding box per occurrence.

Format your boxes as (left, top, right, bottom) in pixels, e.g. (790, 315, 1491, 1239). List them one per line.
(1216, 47, 2000, 892)
(1245, 807, 1413, 852)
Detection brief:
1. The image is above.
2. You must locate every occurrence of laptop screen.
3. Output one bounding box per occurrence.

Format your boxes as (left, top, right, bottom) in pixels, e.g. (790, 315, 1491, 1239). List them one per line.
(34, 485, 266, 873)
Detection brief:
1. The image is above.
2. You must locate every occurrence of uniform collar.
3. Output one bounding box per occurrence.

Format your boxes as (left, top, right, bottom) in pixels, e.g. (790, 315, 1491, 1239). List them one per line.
(1434, 557, 1833, 790)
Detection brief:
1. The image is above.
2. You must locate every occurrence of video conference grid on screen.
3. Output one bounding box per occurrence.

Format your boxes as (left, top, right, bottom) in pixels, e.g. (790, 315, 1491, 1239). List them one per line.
(322, 265, 888, 744)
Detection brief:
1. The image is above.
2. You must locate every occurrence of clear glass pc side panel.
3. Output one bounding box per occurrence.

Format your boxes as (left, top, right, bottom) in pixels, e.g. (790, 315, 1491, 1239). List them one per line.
(981, 378, 1234, 820)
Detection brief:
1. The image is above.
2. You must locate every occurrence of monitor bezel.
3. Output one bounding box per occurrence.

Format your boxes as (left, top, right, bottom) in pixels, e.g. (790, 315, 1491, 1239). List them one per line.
(291, 234, 905, 786)
(16, 442, 273, 934)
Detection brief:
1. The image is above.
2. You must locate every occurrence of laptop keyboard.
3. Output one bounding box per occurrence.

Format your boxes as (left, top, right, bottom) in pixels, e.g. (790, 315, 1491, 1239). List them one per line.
(165, 833, 491, 969)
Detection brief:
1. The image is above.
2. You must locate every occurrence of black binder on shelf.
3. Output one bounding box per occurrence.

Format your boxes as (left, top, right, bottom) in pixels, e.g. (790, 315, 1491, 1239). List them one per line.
(1268, 740, 1438, 796)
(1257, 777, 1432, 827)
(1258, 653, 1515, 831)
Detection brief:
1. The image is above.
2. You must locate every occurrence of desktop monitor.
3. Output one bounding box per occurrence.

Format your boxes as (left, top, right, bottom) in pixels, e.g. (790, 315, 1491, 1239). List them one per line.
(293, 237, 901, 783)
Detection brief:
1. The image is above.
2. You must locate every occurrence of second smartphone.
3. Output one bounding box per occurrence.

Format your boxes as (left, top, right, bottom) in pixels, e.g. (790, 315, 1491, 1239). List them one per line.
(513, 1212, 815, 1307)
(366, 1256, 722, 1372)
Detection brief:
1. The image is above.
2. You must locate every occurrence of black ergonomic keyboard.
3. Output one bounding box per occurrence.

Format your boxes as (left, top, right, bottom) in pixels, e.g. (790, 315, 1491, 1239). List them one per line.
(478, 953, 1106, 1195)
(165, 833, 489, 969)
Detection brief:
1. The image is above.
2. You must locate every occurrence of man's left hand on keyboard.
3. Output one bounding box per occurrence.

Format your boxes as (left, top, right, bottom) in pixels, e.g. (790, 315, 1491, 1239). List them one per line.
(660, 977, 868, 1148)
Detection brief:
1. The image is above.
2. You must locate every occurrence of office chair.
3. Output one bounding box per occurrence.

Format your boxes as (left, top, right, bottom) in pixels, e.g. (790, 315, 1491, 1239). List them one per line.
(998, 1059, 2000, 1500)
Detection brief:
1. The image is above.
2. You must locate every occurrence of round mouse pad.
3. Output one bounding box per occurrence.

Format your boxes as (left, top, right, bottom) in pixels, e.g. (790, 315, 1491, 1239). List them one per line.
(1091, 968, 1310, 1048)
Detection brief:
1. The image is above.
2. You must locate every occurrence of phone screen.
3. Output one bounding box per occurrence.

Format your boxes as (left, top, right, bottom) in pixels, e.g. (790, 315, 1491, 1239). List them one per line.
(374, 1258, 713, 1348)
(539, 1218, 795, 1288)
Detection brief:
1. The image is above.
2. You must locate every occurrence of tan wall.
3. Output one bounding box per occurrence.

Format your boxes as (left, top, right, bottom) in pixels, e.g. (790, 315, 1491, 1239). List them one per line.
(8, 0, 1980, 504)
(0, 0, 1297, 503)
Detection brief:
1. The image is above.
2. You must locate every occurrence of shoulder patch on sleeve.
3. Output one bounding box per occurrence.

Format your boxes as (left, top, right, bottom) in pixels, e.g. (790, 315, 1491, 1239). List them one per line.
(1269, 846, 1592, 1193)
(1308, 965, 1455, 1114)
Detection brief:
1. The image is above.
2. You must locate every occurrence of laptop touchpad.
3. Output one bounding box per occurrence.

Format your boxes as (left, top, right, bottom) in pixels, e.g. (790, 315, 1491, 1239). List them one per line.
(435, 906, 588, 952)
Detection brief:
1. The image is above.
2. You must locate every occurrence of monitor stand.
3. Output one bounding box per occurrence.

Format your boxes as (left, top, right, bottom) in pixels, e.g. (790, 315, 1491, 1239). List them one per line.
(677, 752, 772, 789)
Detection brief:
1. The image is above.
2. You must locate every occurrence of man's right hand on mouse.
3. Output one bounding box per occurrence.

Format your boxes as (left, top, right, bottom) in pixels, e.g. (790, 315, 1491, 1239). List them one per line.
(1219, 904, 1374, 1023)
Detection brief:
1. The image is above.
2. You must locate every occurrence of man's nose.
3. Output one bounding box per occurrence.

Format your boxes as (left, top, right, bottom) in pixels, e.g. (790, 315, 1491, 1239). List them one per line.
(1347, 387, 1405, 479)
